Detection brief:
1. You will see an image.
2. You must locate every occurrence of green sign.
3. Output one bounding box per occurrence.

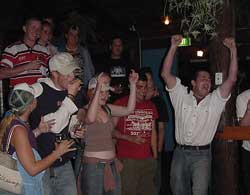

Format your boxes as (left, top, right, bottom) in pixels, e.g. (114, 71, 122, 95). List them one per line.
(178, 37, 191, 47)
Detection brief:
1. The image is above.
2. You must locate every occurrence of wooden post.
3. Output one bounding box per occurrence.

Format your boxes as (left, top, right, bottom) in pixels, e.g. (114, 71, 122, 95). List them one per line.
(209, 0, 239, 195)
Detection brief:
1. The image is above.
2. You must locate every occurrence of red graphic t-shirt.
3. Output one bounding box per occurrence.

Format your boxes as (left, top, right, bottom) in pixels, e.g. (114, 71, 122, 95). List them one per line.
(114, 96, 158, 159)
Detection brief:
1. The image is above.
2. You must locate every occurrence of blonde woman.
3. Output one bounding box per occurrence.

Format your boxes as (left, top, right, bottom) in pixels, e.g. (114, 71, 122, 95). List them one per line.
(0, 83, 75, 195)
(81, 70, 138, 195)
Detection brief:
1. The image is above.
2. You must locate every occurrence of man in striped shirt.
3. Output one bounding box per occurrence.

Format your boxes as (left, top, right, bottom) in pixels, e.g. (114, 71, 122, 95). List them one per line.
(0, 17, 50, 86)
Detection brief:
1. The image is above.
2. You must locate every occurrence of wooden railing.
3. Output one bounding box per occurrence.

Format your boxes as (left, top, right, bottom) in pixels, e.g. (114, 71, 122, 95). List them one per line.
(215, 126, 250, 140)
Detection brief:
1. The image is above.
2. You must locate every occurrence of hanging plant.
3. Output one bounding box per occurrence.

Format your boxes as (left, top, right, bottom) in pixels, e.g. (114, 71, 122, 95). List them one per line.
(166, 0, 224, 39)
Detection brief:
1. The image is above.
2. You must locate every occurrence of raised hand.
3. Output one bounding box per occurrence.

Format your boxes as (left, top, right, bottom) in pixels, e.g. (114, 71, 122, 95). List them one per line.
(96, 72, 110, 90)
(171, 34, 183, 47)
(97, 72, 108, 83)
(223, 37, 236, 50)
(129, 69, 139, 85)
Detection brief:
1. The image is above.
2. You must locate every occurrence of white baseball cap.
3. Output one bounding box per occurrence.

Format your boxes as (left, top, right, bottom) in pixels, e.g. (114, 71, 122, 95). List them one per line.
(9, 83, 41, 112)
(49, 52, 80, 75)
(88, 77, 114, 91)
(13, 83, 41, 98)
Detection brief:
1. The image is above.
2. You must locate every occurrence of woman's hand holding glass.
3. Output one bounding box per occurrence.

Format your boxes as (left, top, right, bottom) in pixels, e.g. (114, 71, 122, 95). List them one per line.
(70, 121, 86, 139)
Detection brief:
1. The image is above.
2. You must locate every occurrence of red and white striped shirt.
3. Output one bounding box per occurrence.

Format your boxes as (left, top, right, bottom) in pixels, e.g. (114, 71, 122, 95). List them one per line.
(1, 41, 50, 86)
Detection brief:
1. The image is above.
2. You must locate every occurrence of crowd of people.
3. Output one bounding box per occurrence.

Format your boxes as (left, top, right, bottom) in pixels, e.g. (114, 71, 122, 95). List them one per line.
(0, 16, 160, 195)
(0, 15, 248, 195)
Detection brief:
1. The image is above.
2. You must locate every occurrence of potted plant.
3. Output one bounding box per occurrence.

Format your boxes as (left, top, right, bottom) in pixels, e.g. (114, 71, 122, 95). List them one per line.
(166, 0, 224, 40)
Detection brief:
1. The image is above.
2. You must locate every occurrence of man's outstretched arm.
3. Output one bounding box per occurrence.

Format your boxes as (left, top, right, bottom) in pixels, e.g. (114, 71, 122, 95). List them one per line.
(161, 35, 183, 89)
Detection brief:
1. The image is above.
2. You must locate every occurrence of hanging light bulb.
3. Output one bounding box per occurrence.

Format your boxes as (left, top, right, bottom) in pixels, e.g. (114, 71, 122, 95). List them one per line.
(164, 16, 170, 25)
(162, 0, 171, 25)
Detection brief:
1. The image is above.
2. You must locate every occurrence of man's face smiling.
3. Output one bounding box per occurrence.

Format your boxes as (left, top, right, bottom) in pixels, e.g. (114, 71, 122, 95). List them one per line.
(136, 80, 147, 102)
(191, 71, 211, 100)
(24, 20, 41, 43)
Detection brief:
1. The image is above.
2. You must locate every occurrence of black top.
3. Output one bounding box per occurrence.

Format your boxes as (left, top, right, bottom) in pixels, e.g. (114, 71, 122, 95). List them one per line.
(96, 57, 134, 102)
(151, 95, 169, 123)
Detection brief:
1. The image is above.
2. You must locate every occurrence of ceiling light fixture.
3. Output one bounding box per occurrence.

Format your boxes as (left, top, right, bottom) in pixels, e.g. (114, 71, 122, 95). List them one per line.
(163, 0, 170, 25)
(164, 16, 170, 25)
(197, 50, 204, 57)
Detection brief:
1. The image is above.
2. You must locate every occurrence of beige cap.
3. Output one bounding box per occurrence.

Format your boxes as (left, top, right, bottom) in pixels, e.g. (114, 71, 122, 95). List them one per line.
(88, 77, 114, 91)
(49, 52, 80, 75)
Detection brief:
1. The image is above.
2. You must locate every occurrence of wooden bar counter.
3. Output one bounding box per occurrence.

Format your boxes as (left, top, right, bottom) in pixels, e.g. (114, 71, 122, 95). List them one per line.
(215, 126, 250, 140)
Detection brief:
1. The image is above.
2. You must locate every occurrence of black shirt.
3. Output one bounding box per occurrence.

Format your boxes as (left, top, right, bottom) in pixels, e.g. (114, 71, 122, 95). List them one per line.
(151, 95, 169, 123)
(97, 57, 134, 102)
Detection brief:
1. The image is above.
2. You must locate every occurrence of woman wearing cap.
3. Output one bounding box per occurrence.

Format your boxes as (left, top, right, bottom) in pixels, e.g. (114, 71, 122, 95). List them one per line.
(0, 83, 76, 195)
(81, 70, 138, 195)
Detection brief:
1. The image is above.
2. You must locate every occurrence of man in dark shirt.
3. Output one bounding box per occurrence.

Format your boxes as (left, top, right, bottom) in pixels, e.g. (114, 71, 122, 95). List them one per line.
(142, 67, 169, 152)
(97, 36, 134, 102)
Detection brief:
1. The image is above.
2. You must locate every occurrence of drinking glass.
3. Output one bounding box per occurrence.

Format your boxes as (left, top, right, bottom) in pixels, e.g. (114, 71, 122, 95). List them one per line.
(71, 121, 86, 148)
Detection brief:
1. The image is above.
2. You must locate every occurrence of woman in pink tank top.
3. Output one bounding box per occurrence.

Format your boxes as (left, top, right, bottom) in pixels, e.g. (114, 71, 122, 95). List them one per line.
(80, 71, 138, 195)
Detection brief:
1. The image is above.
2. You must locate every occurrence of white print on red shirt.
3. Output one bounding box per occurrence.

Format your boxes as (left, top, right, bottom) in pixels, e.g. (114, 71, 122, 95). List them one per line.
(124, 109, 153, 141)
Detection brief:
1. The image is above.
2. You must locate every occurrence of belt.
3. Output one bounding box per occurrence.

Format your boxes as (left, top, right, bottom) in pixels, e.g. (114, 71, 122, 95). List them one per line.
(177, 144, 210, 150)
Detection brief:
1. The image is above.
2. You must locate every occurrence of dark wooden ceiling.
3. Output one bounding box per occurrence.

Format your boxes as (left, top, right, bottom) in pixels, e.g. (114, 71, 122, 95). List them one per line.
(0, 0, 176, 45)
(1, 0, 250, 53)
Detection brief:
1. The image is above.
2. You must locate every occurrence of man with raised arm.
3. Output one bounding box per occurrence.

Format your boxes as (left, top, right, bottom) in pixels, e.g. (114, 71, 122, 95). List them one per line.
(161, 35, 237, 195)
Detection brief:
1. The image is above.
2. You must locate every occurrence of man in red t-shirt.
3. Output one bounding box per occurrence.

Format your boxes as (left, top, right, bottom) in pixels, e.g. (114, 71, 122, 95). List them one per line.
(113, 70, 158, 195)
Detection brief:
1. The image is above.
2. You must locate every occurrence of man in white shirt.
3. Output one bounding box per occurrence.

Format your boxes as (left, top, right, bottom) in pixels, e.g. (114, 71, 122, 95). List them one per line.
(236, 91, 250, 195)
(161, 35, 237, 195)
(30, 52, 84, 195)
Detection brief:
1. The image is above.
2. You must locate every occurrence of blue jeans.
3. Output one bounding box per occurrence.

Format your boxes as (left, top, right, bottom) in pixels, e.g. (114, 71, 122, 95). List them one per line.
(81, 161, 121, 195)
(0, 189, 16, 195)
(170, 147, 211, 195)
(42, 161, 77, 195)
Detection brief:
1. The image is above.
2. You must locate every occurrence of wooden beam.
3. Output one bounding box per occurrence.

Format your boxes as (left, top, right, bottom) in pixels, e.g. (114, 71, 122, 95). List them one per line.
(215, 126, 250, 140)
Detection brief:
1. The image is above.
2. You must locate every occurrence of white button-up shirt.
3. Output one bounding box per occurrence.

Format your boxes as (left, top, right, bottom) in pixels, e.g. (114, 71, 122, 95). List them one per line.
(236, 89, 250, 151)
(166, 78, 230, 146)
